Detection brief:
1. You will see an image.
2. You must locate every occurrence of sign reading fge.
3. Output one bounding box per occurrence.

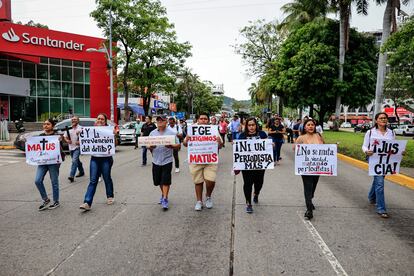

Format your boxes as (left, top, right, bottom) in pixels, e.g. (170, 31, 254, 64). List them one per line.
(233, 139, 274, 170)
(295, 144, 337, 176)
(187, 125, 219, 164)
(79, 127, 115, 156)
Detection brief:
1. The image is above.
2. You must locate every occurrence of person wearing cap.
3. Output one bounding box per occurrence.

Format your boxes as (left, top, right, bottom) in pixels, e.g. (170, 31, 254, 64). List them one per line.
(140, 116, 157, 166)
(167, 117, 183, 173)
(148, 115, 181, 210)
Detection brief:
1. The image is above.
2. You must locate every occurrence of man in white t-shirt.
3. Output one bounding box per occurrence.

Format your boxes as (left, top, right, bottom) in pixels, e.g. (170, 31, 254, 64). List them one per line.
(63, 116, 85, 182)
(167, 117, 183, 173)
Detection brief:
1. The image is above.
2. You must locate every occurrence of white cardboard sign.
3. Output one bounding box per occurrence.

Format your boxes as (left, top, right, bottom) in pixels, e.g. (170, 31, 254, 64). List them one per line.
(187, 125, 219, 164)
(295, 144, 337, 176)
(25, 135, 62, 166)
(79, 127, 115, 156)
(233, 139, 274, 170)
(368, 139, 407, 176)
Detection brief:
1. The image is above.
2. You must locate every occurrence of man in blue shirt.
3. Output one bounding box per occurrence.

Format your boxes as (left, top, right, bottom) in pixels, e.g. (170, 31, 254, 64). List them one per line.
(229, 115, 241, 142)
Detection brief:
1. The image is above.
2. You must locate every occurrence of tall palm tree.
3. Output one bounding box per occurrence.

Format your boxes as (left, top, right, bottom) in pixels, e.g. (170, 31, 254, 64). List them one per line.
(177, 68, 200, 115)
(373, 0, 410, 116)
(280, 0, 330, 30)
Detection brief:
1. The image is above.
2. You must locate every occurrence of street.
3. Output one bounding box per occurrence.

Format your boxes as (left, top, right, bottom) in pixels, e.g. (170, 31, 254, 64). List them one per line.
(0, 144, 413, 276)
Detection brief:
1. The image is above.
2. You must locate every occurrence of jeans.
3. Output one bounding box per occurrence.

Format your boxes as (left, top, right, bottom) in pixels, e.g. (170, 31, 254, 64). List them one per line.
(242, 170, 265, 204)
(220, 133, 226, 147)
(368, 176, 386, 214)
(273, 138, 284, 162)
(142, 146, 148, 165)
(173, 148, 179, 169)
(69, 148, 84, 177)
(231, 132, 239, 141)
(301, 176, 319, 211)
(35, 164, 61, 202)
(84, 156, 114, 206)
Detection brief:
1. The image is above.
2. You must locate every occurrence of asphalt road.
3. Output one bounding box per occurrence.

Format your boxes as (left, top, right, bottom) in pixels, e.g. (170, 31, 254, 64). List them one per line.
(0, 144, 413, 276)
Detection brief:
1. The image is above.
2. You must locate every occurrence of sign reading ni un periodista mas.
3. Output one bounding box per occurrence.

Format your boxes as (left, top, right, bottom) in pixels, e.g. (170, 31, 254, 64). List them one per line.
(79, 127, 115, 156)
(233, 139, 274, 170)
(295, 144, 337, 176)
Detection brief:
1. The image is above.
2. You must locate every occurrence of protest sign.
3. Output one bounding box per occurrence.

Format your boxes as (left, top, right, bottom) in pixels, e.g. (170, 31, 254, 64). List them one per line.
(233, 139, 274, 170)
(368, 139, 407, 176)
(295, 144, 337, 176)
(187, 125, 219, 164)
(79, 126, 115, 156)
(25, 135, 62, 166)
(137, 135, 176, 147)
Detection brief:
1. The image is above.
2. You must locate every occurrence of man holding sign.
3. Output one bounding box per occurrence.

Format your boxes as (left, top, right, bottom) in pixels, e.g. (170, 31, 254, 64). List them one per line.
(362, 112, 406, 219)
(148, 115, 181, 210)
(183, 113, 223, 211)
(27, 119, 64, 211)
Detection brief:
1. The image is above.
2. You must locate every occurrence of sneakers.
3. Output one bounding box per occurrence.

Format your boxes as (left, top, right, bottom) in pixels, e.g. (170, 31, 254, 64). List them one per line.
(38, 198, 50, 211)
(246, 204, 253, 213)
(68, 176, 74, 183)
(205, 197, 213, 209)
(175, 168, 180, 173)
(195, 201, 203, 211)
(304, 210, 313, 220)
(80, 203, 91, 211)
(158, 196, 163, 204)
(107, 197, 114, 205)
(253, 194, 259, 204)
(161, 198, 169, 210)
(48, 201, 60, 210)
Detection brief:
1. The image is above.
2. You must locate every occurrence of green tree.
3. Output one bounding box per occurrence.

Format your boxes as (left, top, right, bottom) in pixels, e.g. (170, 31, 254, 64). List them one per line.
(277, 19, 377, 122)
(15, 20, 48, 29)
(175, 68, 200, 115)
(280, 0, 329, 30)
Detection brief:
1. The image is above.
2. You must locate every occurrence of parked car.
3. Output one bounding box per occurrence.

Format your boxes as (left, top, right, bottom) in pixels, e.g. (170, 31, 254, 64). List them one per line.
(119, 122, 137, 144)
(340, 122, 352, 128)
(14, 118, 119, 152)
(394, 125, 414, 136)
(354, 123, 371, 133)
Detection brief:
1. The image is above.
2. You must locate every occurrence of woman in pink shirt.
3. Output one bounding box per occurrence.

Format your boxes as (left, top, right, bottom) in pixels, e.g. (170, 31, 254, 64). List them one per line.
(219, 117, 228, 148)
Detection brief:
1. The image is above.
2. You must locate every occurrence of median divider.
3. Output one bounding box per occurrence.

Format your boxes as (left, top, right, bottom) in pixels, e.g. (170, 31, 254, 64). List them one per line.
(338, 153, 414, 190)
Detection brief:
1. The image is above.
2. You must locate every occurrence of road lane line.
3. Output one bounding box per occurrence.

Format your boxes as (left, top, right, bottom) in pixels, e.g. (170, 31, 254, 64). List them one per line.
(298, 212, 349, 276)
(45, 208, 127, 275)
(229, 175, 237, 276)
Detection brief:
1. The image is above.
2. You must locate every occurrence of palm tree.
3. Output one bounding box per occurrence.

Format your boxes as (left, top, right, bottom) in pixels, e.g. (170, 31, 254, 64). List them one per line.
(373, 0, 410, 116)
(177, 68, 200, 115)
(280, 0, 330, 30)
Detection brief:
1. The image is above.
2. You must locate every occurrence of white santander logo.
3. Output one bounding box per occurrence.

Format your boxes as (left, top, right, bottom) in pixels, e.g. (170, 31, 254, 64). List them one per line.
(2, 28, 20, 42)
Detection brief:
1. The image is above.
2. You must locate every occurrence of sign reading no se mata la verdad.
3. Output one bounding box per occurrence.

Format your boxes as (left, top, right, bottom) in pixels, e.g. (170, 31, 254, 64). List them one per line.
(79, 127, 115, 156)
(25, 135, 62, 166)
(233, 139, 274, 170)
(294, 144, 337, 176)
(368, 139, 407, 176)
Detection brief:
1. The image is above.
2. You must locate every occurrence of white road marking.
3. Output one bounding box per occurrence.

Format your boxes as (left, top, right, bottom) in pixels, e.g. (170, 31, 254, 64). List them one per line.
(298, 212, 349, 276)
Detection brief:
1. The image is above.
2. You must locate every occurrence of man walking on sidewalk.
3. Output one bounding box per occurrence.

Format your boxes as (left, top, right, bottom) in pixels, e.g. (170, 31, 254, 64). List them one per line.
(134, 117, 143, 149)
(64, 116, 84, 182)
(167, 117, 183, 173)
(140, 116, 156, 166)
(183, 113, 223, 211)
(149, 115, 180, 210)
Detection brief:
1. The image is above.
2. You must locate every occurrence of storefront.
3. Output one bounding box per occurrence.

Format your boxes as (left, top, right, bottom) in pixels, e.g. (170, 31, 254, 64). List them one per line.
(0, 5, 116, 122)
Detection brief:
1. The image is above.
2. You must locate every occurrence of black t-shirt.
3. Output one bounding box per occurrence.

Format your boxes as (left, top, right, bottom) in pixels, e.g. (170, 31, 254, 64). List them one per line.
(269, 125, 284, 139)
(141, 123, 157, 137)
(238, 130, 268, 140)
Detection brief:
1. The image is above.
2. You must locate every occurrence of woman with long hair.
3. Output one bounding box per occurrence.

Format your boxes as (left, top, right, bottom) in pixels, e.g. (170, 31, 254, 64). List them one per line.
(294, 118, 324, 219)
(362, 112, 402, 219)
(238, 117, 269, 213)
(268, 117, 285, 164)
(80, 113, 116, 211)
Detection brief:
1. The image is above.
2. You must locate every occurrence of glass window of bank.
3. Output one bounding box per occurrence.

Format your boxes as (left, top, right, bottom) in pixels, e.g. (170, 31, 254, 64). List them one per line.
(0, 56, 91, 122)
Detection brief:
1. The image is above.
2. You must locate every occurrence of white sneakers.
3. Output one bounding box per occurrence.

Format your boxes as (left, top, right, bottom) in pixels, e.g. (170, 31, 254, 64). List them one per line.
(175, 168, 180, 173)
(195, 197, 213, 211)
(205, 197, 213, 209)
(195, 201, 203, 211)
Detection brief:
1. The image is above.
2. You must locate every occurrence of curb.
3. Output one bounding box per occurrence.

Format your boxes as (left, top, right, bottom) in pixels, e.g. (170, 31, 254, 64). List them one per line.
(338, 153, 414, 190)
(0, 145, 15, 150)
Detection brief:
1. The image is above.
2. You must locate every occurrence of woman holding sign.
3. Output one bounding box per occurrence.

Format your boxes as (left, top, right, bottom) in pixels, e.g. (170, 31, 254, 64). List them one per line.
(80, 113, 116, 211)
(295, 118, 324, 220)
(362, 112, 402, 219)
(238, 117, 269, 213)
(34, 118, 64, 211)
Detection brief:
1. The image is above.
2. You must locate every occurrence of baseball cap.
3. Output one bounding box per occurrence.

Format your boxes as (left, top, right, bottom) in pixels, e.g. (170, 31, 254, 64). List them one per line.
(156, 115, 167, 121)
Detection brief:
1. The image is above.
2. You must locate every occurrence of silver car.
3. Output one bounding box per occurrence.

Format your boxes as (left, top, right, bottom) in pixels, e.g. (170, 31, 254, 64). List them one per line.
(119, 122, 137, 144)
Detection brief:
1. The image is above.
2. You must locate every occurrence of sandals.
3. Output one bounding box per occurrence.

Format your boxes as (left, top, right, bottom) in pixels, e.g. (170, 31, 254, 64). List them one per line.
(378, 213, 389, 219)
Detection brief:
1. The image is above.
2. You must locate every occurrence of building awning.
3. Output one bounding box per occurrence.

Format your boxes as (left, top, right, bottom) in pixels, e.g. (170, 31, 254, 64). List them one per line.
(117, 103, 145, 116)
(0, 74, 30, 96)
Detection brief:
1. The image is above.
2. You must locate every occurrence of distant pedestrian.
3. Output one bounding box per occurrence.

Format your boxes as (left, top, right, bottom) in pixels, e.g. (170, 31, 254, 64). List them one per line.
(219, 117, 228, 148)
(294, 118, 324, 220)
(149, 115, 180, 210)
(140, 116, 157, 166)
(268, 117, 285, 164)
(183, 112, 223, 211)
(34, 118, 64, 211)
(64, 116, 85, 183)
(292, 119, 301, 142)
(237, 117, 269, 213)
(285, 117, 294, 143)
(80, 113, 116, 211)
(362, 112, 404, 219)
(134, 117, 143, 149)
(167, 117, 183, 173)
(229, 115, 241, 141)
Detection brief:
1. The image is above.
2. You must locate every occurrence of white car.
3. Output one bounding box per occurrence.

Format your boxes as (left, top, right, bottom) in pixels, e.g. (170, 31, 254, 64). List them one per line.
(119, 122, 137, 144)
(394, 125, 414, 136)
(340, 122, 352, 128)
